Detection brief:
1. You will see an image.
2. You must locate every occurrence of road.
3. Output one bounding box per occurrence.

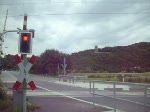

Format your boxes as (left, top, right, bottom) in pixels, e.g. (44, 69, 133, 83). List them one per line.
(1, 71, 150, 112)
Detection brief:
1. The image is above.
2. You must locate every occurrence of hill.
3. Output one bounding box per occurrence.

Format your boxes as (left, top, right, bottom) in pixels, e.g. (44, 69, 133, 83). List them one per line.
(2, 42, 150, 74)
(70, 42, 150, 73)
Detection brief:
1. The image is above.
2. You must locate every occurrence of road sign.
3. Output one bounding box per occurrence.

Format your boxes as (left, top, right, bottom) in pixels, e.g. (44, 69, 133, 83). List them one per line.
(13, 54, 37, 90)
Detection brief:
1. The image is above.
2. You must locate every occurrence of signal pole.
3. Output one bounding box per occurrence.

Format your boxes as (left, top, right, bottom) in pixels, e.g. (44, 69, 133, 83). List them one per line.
(22, 14, 28, 112)
(1, 12, 35, 111)
(13, 14, 28, 112)
(2, 13, 35, 112)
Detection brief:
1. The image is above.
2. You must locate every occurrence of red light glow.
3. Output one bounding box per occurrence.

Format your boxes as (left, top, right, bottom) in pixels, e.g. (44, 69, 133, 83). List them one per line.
(23, 36, 29, 42)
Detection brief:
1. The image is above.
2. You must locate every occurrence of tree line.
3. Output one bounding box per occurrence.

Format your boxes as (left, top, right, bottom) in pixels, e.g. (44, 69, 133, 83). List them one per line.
(1, 42, 150, 75)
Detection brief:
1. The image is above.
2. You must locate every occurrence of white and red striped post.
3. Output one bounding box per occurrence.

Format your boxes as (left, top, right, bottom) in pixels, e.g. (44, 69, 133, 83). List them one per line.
(13, 13, 36, 112)
(23, 14, 27, 30)
(22, 14, 28, 112)
(21, 14, 28, 60)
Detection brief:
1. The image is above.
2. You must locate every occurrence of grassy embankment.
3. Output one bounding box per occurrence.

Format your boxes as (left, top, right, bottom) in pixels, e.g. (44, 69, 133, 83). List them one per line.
(69, 72, 150, 83)
(0, 80, 12, 112)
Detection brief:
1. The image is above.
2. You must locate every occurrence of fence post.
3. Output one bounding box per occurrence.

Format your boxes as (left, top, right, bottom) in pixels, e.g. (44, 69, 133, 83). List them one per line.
(89, 81, 91, 93)
(93, 81, 95, 95)
(113, 82, 117, 112)
(59, 76, 60, 81)
(144, 85, 147, 105)
(92, 81, 95, 106)
(73, 77, 74, 83)
(113, 82, 116, 98)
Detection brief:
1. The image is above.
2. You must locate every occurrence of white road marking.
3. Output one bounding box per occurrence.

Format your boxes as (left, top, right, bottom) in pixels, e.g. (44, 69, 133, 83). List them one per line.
(37, 85, 121, 111)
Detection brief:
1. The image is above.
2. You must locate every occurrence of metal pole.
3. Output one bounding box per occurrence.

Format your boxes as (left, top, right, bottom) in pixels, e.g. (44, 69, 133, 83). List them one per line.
(113, 82, 116, 98)
(92, 81, 95, 106)
(144, 85, 147, 105)
(22, 54, 27, 112)
(13, 14, 28, 112)
(113, 82, 116, 112)
(89, 81, 91, 93)
(63, 58, 66, 75)
(22, 14, 28, 112)
(58, 63, 60, 76)
(122, 74, 125, 82)
(3, 10, 8, 33)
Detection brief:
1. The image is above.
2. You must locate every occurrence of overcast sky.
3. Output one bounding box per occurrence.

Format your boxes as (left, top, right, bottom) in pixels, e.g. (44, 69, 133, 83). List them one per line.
(0, 0, 150, 56)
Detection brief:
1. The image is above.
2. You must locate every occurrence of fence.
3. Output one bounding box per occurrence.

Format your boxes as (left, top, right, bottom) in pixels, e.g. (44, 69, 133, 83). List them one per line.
(59, 75, 87, 83)
(89, 81, 150, 111)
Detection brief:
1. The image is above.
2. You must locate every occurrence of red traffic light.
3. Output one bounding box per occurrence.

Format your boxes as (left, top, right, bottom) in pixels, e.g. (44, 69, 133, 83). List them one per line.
(23, 36, 29, 42)
(19, 32, 32, 54)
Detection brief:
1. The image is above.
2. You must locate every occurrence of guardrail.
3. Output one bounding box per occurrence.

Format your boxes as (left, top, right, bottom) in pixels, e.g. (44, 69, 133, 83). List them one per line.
(58, 75, 87, 83)
(89, 81, 150, 107)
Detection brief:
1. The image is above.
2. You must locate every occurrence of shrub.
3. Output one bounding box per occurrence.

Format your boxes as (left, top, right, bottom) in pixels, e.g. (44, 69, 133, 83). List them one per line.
(27, 103, 40, 112)
(0, 99, 12, 111)
(0, 88, 7, 100)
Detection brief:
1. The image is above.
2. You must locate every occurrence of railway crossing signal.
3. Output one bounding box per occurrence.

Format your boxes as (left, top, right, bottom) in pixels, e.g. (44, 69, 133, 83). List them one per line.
(10, 14, 36, 112)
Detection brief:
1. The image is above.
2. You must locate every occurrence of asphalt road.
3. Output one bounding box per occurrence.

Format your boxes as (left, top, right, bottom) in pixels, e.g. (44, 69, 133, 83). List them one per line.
(2, 71, 150, 112)
(34, 80, 150, 112)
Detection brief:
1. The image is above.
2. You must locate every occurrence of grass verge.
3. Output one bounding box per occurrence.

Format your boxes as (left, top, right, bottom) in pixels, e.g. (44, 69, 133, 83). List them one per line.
(0, 80, 40, 112)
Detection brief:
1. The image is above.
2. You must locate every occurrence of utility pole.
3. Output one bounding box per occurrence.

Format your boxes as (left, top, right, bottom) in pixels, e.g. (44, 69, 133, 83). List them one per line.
(58, 63, 60, 76)
(3, 10, 8, 34)
(61, 58, 67, 75)
(0, 10, 8, 74)
(0, 9, 8, 56)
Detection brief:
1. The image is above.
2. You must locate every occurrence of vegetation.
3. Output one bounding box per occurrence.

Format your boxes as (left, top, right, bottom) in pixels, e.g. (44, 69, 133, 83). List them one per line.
(0, 80, 40, 112)
(0, 54, 17, 71)
(27, 103, 40, 112)
(79, 72, 150, 83)
(31, 49, 71, 75)
(70, 42, 150, 73)
(0, 80, 12, 112)
(1, 42, 150, 75)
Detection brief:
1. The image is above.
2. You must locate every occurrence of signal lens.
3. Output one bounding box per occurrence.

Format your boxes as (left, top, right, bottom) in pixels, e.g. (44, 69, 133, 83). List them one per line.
(23, 36, 29, 42)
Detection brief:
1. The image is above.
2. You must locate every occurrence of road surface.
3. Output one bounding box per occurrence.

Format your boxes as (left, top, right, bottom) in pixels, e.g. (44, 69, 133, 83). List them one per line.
(1, 71, 150, 112)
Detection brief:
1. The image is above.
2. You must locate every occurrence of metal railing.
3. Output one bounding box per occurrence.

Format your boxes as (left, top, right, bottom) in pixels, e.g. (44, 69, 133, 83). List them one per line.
(89, 80, 150, 111)
(59, 75, 87, 83)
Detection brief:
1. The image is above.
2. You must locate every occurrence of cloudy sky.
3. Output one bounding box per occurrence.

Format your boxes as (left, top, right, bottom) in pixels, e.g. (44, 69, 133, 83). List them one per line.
(0, 0, 150, 56)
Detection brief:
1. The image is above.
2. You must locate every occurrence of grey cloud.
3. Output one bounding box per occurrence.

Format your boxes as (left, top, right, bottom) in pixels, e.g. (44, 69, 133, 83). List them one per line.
(0, 0, 150, 55)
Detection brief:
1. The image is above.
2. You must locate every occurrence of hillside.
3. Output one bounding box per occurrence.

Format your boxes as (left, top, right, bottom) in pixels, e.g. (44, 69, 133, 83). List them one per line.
(70, 42, 150, 73)
(2, 42, 150, 74)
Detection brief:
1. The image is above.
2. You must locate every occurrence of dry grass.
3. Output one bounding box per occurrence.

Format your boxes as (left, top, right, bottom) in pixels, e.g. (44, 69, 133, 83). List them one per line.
(69, 72, 150, 83)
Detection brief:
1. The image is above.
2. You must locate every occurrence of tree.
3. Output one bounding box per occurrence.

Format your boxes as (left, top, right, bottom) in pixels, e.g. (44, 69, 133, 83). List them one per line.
(32, 49, 68, 75)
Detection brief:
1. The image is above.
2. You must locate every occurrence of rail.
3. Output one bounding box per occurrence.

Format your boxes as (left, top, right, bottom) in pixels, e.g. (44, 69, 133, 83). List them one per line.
(58, 75, 87, 83)
(89, 80, 150, 107)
